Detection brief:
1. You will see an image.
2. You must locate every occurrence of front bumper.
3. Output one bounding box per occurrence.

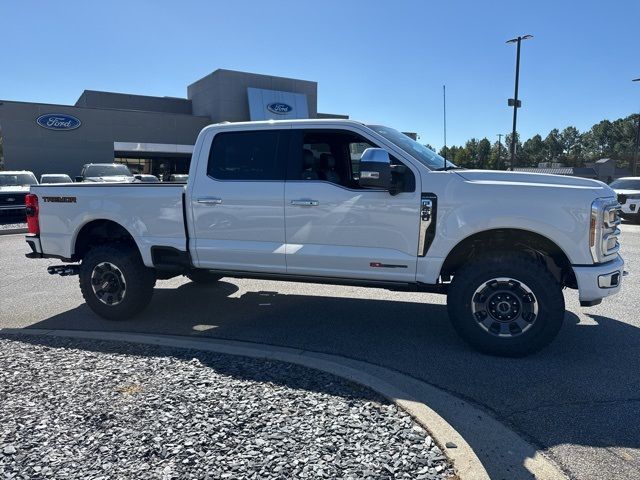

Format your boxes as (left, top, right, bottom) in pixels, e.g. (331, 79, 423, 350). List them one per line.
(620, 198, 640, 216)
(572, 255, 625, 305)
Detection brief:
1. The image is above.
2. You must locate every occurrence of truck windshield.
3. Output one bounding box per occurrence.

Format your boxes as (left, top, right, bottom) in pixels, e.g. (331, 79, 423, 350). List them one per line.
(367, 125, 456, 171)
(0, 173, 38, 186)
(609, 179, 640, 190)
(85, 165, 133, 177)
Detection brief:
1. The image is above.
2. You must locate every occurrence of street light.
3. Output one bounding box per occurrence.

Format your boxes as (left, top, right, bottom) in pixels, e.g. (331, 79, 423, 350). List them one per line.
(506, 34, 533, 171)
(497, 133, 504, 170)
(633, 78, 640, 176)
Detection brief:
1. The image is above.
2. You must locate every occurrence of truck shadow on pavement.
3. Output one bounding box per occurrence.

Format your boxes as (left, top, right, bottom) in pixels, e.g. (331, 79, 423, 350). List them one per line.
(18, 281, 640, 478)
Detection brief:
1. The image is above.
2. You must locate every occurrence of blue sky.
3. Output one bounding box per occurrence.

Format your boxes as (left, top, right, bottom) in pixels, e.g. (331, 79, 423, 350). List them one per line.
(1, 0, 638, 148)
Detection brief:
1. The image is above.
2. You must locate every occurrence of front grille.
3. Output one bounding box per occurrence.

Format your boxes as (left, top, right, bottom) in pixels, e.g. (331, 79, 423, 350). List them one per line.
(617, 194, 627, 205)
(0, 192, 27, 207)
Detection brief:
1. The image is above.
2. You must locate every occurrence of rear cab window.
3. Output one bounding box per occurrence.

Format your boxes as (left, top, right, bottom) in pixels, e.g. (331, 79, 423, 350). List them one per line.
(207, 130, 288, 181)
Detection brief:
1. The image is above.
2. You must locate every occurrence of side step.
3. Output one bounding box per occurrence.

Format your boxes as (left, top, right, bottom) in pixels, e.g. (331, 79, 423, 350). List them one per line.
(47, 265, 80, 276)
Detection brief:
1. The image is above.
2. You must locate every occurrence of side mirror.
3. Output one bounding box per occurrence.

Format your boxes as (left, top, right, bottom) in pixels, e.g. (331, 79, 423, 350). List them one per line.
(358, 148, 391, 190)
(134, 174, 142, 181)
(75, 176, 83, 182)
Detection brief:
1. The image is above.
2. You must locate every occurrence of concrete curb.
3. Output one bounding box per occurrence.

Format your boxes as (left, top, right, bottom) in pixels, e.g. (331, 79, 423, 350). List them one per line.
(0, 227, 27, 235)
(0, 328, 567, 480)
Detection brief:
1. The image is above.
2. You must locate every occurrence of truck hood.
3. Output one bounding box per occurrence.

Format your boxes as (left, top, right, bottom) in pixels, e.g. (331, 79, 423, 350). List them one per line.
(455, 170, 614, 194)
(0, 185, 31, 193)
(84, 176, 136, 183)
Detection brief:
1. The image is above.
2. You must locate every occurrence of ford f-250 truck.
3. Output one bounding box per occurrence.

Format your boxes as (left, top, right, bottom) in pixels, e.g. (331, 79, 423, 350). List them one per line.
(24, 119, 625, 356)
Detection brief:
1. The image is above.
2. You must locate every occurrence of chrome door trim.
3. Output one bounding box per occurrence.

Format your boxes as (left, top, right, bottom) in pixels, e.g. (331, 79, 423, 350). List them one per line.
(290, 199, 319, 206)
(196, 197, 222, 205)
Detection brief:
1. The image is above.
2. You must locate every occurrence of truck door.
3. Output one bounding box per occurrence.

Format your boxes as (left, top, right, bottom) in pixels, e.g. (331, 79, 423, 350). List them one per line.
(189, 128, 289, 273)
(284, 128, 420, 282)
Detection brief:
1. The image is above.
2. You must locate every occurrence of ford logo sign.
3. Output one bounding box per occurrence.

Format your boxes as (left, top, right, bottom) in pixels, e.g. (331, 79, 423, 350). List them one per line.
(266, 103, 293, 115)
(36, 113, 82, 131)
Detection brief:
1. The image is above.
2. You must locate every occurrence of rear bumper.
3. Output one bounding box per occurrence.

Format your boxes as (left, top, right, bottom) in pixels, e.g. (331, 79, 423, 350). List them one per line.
(25, 234, 43, 258)
(620, 199, 640, 215)
(0, 205, 26, 211)
(572, 255, 625, 305)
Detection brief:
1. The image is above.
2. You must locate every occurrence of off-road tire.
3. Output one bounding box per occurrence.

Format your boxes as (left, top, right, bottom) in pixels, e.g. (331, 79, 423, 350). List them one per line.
(79, 244, 156, 320)
(186, 270, 222, 284)
(447, 252, 565, 357)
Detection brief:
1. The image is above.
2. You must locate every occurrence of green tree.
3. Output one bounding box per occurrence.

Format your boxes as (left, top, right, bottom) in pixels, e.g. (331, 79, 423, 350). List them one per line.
(504, 132, 522, 168)
(559, 126, 582, 166)
(544, 128, 564, 162)
(477, 138, 491, 169)
(488, 139, 508, 170)
(521, 134, 545, 167)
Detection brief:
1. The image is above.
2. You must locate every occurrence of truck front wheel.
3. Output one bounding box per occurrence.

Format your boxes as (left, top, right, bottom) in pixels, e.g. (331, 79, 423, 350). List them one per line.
(447, 252, 565, 357)
(79, 244, 156, 320)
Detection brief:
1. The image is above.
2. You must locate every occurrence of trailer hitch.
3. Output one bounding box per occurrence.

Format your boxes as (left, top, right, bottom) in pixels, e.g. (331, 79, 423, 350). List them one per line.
(47, 265, 80, 276)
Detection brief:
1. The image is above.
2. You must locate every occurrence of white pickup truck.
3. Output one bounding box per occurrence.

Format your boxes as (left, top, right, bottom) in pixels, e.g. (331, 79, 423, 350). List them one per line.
(24, 119, 625, 356)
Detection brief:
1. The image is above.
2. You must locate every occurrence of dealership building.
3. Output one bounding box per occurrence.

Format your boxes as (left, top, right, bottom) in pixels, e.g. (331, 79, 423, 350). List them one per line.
(0, 69, 348, 180)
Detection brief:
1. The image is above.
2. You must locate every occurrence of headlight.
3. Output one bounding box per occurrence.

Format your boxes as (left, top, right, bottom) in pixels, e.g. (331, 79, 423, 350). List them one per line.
(590, 198, 621, 263)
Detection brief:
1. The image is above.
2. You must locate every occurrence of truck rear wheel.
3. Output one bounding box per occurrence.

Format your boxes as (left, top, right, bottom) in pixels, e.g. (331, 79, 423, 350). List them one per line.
(186, 270, 222, 284)
(447, 252, 565, 357)
(79, 244, 156, 320)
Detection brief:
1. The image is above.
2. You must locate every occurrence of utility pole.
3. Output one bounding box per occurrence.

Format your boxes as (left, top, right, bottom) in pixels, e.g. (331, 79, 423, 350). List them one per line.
(633, 78, 639, 176)
(497, 133, 503, 170)
(506, 35, 533, 171)
(443, 85, 447, 170)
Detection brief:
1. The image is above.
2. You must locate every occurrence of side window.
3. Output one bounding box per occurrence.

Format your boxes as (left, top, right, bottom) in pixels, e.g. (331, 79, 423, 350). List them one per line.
(291, 129, 415, 192)
(348, 141, 373, 180)
(207, 130, 285, 181)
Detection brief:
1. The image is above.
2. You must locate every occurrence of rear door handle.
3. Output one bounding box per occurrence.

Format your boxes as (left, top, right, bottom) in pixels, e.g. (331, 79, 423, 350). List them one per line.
(197, 197, 222, 205)
(291, 199, 319, 206)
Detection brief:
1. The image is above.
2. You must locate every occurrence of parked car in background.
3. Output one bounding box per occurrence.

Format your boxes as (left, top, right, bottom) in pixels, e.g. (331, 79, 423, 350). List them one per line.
(134, 174, 161, 183)
(168, 174, 188, 183)
(40, 174, 73, 184)
(76, 163, 136, 183)
(0, 170, 38, 215)
(610, 177, 640, 223)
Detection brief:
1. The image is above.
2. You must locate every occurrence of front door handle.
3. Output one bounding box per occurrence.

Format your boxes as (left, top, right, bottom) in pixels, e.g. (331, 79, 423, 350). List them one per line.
(197, 197, 222, 205)
(290, 199, 319, 206)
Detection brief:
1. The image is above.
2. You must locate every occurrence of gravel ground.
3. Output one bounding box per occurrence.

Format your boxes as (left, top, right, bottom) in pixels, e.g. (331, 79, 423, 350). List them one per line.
(0, 335, 453, 480)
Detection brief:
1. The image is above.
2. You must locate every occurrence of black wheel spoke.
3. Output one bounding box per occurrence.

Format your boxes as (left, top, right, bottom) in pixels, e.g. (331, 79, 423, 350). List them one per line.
(471, 277, 538, 339)
(91, 262, 127, 306)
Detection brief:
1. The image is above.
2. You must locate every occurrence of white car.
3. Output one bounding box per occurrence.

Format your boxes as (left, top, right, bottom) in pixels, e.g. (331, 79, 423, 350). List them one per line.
(40, 174, 73, 184)
(76, 163, 136, 183)
(0, 170, 38, 214)
(610, 177, 640, 223)
(23, 119, 625, 357)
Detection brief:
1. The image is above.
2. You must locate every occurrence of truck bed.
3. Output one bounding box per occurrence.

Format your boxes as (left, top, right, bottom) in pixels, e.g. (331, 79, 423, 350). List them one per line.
(30, 183, 187, 265)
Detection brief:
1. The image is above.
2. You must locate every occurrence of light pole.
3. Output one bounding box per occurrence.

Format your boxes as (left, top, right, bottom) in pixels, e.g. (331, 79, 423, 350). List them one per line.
(633, 78, 639, 176)
(506, 34, 533, 171)
(497, 133, 503, 170)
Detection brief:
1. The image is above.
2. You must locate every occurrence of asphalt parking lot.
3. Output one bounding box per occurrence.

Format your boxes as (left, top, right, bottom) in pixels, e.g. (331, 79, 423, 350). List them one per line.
(1, 224, 639, 480)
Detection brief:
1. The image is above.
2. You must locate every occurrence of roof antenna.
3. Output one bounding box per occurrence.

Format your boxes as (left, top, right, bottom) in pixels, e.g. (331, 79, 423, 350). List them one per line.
(443, 84, 447, 171)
